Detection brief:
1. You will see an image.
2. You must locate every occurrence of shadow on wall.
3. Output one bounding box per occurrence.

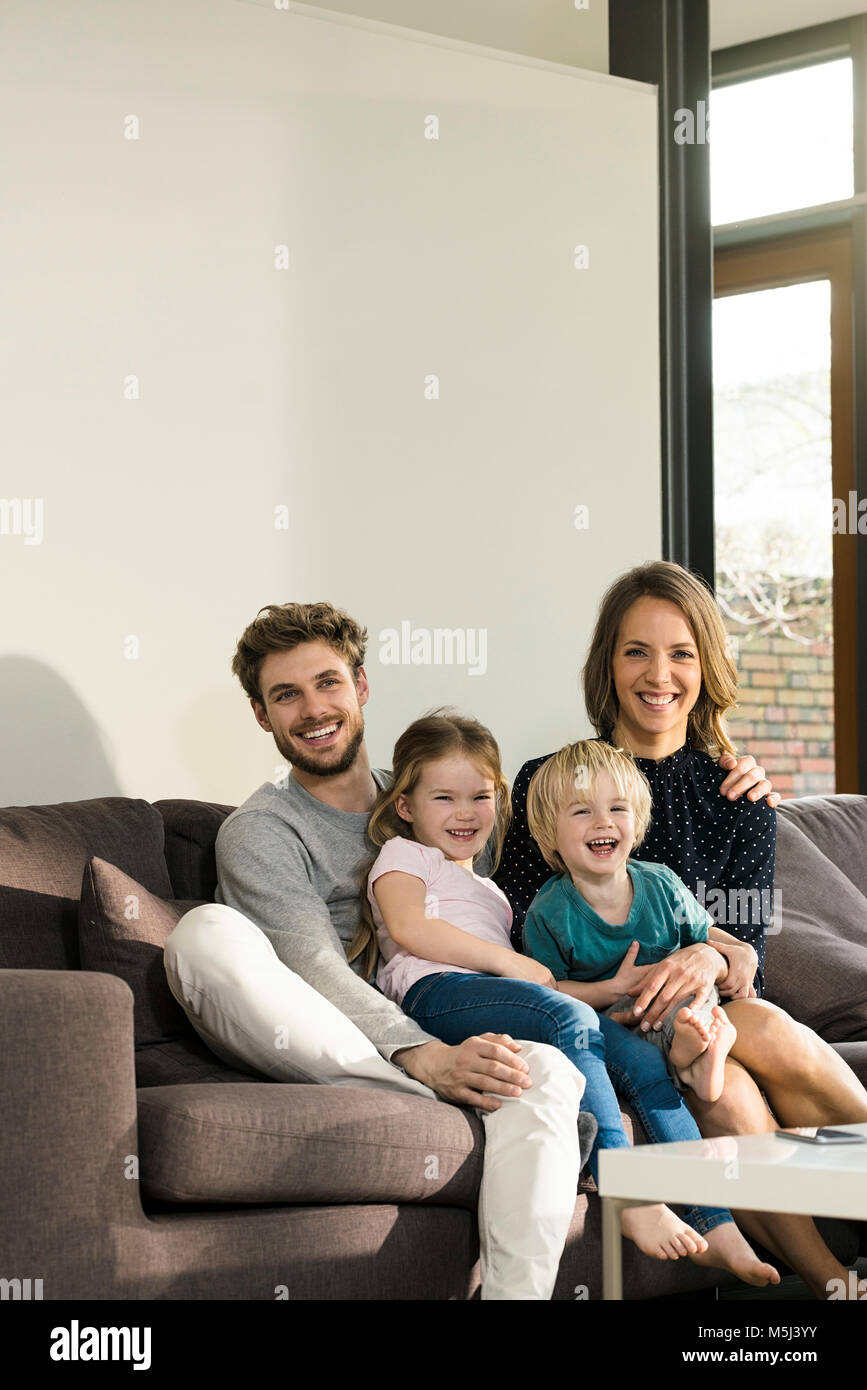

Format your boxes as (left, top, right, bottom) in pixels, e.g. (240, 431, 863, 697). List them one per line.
(0, 657, 122, 807)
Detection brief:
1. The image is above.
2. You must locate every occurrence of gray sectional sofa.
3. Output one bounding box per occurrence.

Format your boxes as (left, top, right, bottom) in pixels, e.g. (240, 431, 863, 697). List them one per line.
(1, 791, 866, 1300)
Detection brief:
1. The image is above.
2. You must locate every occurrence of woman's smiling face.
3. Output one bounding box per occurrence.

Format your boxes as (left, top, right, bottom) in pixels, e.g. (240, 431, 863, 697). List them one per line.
(610, 596, 703, 753)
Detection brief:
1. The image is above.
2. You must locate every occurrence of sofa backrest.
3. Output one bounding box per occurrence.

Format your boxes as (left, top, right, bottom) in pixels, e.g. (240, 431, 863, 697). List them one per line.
(775, 793, 867, 901)
(766, 793, 867, 1041)
(153, 799, 235, 901)
(0, 798, 173, 970)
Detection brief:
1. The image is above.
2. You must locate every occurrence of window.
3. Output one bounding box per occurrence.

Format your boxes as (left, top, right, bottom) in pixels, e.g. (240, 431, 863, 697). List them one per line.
(711, 41, 860, 794)
(711, 58, 853, 225)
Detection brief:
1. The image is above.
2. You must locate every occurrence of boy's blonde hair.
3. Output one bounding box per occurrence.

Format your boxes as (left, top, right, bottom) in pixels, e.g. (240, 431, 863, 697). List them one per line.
(526, 739, 653, 874)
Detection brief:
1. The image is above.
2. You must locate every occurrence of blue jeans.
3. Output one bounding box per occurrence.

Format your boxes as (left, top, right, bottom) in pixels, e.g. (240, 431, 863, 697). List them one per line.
(402, 972, 732, 1236)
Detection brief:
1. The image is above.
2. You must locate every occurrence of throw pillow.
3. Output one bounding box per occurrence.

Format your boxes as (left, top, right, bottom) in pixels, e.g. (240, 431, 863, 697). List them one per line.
(78, 856, 204, 1048)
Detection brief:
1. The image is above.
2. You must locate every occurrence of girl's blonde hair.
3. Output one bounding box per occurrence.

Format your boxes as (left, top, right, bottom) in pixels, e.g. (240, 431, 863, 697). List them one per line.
(582, 560, 739, 760)
(526, 739, 653, 875)
(348, 708, 512, 979)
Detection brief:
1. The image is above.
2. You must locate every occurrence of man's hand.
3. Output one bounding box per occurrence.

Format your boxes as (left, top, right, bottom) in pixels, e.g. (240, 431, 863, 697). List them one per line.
(718, 753, 780, 809)
(623, 942, 726, 1032)
(393, 1035, 532, 1112)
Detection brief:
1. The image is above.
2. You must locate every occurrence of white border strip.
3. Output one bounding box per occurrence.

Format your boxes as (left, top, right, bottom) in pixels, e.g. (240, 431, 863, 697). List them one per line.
(231, 0, 655, 95)
(715, 192, 867, 236)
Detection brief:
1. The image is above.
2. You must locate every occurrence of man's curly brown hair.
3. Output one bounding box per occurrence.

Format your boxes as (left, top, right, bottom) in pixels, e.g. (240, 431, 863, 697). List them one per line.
(231, 601, 368, 705)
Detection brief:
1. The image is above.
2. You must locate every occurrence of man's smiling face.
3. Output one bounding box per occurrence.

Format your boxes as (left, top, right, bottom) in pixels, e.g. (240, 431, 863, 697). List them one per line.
(253, 639, 368, 778)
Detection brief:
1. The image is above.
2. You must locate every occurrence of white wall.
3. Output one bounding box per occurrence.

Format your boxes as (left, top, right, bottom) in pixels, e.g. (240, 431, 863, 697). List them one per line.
(1, 0, 660, 807)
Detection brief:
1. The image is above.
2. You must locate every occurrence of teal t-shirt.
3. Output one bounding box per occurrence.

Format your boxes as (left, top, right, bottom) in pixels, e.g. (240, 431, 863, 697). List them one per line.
(523, 860, 712, 983)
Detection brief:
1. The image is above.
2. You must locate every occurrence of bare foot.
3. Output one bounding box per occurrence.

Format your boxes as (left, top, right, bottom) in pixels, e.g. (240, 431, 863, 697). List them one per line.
(621, 1204, 708, 1260)
(675, 1006, 737, 1103)
(668, 1006, 713, 1071)
(690, 1221, 780, 1287)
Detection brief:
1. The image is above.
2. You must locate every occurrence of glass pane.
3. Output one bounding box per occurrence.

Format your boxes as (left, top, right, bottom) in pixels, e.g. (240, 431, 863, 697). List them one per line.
(713, 280, 834, 797)
(711, 59, 853, 225)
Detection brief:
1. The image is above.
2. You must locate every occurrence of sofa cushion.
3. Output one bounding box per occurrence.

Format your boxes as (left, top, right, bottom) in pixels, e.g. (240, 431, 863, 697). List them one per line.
(135, 1036, 264, 1088)
(153, 799, 234, 902)
(136, 1083, 486, 1209)
(764, 815, 867, 1041)
(78, 857, 206, 1048)
(776, 794, 867, 902)
(0, 798, 173, 971)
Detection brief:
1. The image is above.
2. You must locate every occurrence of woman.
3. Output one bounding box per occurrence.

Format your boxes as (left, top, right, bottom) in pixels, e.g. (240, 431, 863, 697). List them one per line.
(495, 559, 867, 1298)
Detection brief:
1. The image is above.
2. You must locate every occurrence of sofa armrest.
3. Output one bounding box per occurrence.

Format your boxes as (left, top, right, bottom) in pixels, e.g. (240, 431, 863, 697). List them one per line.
(0, 970, 147, 1296)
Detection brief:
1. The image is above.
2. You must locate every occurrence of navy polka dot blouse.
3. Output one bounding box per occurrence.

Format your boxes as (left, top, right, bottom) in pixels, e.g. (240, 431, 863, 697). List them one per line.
(494, 739, 776, 997)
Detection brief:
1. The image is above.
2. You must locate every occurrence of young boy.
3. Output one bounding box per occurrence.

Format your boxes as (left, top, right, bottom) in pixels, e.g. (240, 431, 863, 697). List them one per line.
(522, 739, 742, 1103)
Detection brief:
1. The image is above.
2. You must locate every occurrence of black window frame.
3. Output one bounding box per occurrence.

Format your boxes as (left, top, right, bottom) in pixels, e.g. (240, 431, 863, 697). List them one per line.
(610, 4, 867, 792)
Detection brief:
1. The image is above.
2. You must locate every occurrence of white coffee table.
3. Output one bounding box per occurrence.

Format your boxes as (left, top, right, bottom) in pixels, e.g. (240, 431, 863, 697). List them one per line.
(598, 1123, 867, 1300)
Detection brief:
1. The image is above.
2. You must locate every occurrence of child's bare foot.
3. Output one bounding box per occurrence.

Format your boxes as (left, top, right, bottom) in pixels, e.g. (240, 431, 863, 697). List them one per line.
(621, 1204, 708, 1260)
(675, 1006, 737, 1103)
(690, 1221, 780, 1287)
(668, 1006, 713, 1072)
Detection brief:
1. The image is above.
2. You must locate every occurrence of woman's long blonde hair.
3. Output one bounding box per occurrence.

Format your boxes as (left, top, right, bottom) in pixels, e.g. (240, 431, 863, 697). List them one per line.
(582, 561, 739, 760)
(348, 708, 512, 980)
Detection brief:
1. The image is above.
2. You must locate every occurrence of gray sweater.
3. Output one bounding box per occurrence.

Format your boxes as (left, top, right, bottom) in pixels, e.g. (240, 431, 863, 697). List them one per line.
(214, 768, 444, 1062)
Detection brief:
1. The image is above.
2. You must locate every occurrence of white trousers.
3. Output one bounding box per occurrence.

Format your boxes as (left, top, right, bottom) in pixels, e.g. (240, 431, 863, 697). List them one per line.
(163, 904, 584, 1300)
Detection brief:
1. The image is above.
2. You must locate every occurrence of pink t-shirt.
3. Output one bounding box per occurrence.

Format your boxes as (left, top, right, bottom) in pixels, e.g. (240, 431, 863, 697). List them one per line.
(368, 836, 514, 1006)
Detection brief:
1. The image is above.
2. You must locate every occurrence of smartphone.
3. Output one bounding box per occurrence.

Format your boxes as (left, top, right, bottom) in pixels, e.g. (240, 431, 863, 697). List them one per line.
(778, 1128, 867, 1145)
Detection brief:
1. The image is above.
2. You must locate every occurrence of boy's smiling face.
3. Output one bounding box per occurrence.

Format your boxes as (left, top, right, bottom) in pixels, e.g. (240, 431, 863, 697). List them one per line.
(555, 770, 636, 881)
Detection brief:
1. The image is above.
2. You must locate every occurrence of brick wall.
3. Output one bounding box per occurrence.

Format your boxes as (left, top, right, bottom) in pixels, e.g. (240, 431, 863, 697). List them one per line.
(724, 630, 834, 799)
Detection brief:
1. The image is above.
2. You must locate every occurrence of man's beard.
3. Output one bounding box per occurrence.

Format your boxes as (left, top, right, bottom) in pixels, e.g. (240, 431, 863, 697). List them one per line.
(274, 713, 365, 779)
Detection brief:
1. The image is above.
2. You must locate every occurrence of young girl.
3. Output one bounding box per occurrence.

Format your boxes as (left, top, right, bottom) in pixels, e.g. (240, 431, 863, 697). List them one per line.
(353, 708, 778, 1284)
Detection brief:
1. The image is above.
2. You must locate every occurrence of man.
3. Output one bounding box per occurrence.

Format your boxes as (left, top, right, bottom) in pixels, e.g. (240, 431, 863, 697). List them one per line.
(165, 601, 588, 1300)
(165, 600, 775, 1300)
